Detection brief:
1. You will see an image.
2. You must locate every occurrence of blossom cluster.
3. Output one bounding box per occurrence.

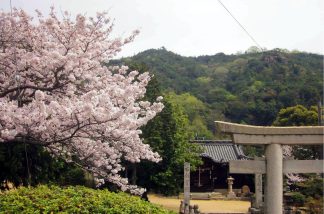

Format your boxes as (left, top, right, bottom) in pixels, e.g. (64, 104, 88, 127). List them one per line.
(282, 145, 304, 184)
(0, 8, 163, 193)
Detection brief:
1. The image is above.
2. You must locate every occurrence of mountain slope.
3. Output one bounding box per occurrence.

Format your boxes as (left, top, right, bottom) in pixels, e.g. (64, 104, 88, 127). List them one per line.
(114, 48, 323, 129)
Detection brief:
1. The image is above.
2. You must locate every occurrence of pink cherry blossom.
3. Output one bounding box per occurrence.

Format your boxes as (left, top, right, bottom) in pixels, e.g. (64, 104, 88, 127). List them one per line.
(283, 145, 305, 183)
(0, 8, 163, 193)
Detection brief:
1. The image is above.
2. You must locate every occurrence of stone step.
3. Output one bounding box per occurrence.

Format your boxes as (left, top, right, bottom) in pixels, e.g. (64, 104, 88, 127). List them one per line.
(190, 192, 226, 200)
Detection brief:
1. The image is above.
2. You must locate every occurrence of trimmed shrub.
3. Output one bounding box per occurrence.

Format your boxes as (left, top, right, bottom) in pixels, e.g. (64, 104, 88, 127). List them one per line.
(0, 185, 175, 214)
(290, 192, 306, 205)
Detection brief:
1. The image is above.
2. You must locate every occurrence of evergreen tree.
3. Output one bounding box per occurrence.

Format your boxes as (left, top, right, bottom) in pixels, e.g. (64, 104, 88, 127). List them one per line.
(273, 105, 321, 159)
(126, 62, 202, 195)
(273, 105, 318, 126)
(138, 98, 202, 195)
(0, 143, 87, 188)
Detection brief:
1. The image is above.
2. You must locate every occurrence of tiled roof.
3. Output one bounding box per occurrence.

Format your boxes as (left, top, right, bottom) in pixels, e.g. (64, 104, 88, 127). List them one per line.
(192, 140, 249, 163)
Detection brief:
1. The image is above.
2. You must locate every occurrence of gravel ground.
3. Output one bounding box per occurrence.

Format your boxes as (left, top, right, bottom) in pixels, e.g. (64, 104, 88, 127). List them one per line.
(148, 194, 251, 213)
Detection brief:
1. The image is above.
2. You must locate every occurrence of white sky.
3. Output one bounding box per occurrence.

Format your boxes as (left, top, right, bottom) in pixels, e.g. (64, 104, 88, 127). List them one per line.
(1, 0, 323, 58)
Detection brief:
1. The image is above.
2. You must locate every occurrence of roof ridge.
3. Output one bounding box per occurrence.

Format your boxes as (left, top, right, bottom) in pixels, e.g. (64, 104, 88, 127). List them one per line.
(198, 142, 248, 163)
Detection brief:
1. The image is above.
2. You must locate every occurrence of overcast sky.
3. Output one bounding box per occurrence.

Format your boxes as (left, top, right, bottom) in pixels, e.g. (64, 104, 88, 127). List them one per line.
(1, 0, 323, 58)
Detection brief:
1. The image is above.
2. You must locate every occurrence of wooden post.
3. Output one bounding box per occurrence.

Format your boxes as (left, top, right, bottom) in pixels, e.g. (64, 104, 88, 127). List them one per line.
(318, 101, 322, 125)
(255, 173, 263, 209)
(254, 157, 263, 209)
(198, 167, 201, 187)
(184, 162, 190, 214)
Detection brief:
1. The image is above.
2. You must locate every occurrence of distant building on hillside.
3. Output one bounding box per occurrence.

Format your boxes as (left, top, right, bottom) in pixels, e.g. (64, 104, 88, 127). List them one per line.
(190, 140, 254, 193)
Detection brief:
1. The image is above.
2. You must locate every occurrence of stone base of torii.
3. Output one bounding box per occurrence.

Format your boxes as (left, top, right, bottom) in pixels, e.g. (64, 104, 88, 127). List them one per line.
(215, 121, 324, 214)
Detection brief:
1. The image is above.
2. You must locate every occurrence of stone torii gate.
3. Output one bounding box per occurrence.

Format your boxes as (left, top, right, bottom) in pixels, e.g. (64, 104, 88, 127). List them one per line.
(215, 121, 324, 214)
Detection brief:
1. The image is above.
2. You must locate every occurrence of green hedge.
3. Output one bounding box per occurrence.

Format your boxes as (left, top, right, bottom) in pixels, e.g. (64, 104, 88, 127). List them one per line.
(0, 185, 175, 214)
(290, 192, 306, 205)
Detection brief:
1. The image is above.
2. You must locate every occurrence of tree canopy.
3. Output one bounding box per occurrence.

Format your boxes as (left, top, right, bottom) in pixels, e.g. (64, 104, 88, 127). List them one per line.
(273, 105, 318, 126)
(124, 63, 202, 195)
(115, 48, 322, 131)
(0, 8, 163, 194)
(273, 105, 321, 160)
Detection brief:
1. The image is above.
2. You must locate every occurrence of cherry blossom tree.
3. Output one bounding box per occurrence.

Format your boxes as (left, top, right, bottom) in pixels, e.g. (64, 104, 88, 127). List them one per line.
(282, 146, 305, 184)
(0, 8, 163, 194)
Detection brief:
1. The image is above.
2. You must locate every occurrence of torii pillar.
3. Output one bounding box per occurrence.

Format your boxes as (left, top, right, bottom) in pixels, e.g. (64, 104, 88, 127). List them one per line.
(265, 143, 282, 213)
(215, 121, 324, 214)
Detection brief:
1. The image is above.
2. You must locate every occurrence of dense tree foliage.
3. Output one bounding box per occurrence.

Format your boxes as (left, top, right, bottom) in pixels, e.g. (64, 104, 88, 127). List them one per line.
(137, 98, 202, 195)
(273, 105, 318, 126)
(273, 105, 321, 159)
(116, 48, 323, 132)
(123, 63, 202, 195)
(165, 92, 214, 139)
(0, 143, 89, 188)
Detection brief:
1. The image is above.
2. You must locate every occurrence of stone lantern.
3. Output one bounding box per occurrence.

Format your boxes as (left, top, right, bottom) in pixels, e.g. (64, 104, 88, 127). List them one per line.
(226, 176, 236, 198)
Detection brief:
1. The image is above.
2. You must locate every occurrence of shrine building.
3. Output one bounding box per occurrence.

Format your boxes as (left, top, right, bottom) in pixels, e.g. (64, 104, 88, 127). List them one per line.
(190, 140, 254, 193)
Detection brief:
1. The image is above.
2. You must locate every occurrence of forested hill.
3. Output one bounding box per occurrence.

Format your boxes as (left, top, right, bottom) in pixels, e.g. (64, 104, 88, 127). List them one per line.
(114, 48, 323, 137)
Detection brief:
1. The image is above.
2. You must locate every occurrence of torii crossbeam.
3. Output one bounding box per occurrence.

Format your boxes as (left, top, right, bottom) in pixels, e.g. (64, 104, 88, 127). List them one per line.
(215, 121, 324, 214)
